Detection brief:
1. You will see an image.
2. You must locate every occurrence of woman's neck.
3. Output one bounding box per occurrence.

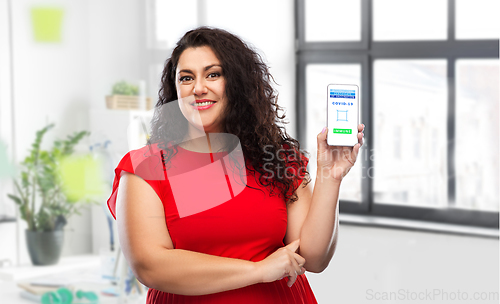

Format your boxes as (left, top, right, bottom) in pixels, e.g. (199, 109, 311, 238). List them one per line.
(180, 132, 230, 154)
(179, 134, 212, 153)
(180, 124, 229, 153)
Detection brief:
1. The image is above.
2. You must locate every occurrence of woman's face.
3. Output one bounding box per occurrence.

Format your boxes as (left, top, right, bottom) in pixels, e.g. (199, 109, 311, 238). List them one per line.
(175, 46, 227, 135)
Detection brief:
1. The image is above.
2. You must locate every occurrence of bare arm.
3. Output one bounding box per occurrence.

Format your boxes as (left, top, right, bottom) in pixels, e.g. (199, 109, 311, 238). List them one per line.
(116, 172, 262, 296)
(284, 124, 364, 273)
(297, 177, 340, 273)
(284, 177, 339, 273)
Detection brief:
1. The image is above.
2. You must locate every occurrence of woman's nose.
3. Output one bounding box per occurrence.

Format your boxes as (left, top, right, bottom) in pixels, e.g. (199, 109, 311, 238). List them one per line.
(193, 78, 208, 96)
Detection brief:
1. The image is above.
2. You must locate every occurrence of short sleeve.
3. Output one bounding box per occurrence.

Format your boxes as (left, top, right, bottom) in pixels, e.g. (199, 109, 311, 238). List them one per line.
(106, 146, 166, 220)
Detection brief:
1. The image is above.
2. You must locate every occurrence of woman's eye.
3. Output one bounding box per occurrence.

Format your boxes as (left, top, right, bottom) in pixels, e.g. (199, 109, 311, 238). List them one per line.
(179, 76, 193, 82)
(208, 72, 221, 79)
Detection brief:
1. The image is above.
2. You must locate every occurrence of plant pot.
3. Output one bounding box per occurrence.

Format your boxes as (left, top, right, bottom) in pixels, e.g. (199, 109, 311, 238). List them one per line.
(105, 95, 153, 110)
(25, 229, 64, 266)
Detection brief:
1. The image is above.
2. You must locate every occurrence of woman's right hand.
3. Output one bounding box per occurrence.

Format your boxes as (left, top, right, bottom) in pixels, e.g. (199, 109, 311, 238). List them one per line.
(255, 239, 306, 287)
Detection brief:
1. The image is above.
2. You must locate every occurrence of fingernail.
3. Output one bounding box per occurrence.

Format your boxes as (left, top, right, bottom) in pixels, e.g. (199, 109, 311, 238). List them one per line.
(321, 127, 327, 133)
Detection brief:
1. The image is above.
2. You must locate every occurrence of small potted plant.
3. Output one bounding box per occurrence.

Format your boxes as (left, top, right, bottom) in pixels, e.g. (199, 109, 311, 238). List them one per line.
(105, 80, 152, 110)
(7, 124, 99, 265)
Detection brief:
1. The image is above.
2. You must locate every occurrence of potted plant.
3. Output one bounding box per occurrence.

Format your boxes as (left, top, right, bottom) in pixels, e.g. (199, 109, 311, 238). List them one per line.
(105, 80, 152, 110)
(7, 124, 97, 265)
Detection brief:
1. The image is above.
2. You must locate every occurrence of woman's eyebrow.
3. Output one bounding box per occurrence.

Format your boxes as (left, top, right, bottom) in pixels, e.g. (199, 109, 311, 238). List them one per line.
(178, 68, 193, 74)
(178, 64, 221, 74)
(204, 64, 221, 71)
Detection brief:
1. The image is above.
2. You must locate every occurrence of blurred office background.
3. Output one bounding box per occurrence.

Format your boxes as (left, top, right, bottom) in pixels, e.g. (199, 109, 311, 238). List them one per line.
(0, 0, 498, 303)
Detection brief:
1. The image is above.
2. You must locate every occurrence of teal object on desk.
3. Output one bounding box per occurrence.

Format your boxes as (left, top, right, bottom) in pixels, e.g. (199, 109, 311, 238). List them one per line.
(76, 290, 98, 302)
(41, 291, 62, 304)
(41, 288, 98, 304)
(41, 288, 72, 304)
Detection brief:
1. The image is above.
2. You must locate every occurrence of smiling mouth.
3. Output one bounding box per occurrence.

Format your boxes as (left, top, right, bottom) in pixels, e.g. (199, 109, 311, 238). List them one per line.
(191, 99, 217, 107)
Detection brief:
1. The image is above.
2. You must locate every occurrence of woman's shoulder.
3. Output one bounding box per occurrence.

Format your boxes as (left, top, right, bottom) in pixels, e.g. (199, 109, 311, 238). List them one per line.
(128, 142, 163, 157)
(118, 143, 166, 181)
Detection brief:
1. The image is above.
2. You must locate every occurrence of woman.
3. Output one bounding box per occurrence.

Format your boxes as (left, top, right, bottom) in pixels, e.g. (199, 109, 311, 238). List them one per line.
(107, 27, 364, 303)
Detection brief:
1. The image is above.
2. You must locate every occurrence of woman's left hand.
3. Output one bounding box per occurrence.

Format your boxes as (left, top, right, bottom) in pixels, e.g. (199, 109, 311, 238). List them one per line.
(316, 124, 365, 182)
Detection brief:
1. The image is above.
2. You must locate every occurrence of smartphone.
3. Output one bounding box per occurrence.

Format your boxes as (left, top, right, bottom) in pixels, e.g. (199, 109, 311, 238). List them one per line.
(326, 84, 359, 146)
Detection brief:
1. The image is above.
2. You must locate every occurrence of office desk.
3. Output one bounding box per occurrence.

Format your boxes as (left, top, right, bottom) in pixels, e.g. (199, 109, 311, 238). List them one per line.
(0, 280, 136, 304)
(0, 255, 147, 303)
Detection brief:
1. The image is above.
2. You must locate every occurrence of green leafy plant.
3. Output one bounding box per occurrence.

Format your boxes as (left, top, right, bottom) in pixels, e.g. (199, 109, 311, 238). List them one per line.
(7, 124, 97, 231)
(112, 80, 139, 96)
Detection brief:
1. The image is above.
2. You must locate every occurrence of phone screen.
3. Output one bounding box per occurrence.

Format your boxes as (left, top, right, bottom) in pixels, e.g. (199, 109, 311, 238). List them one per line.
(327, 84, 359, 146)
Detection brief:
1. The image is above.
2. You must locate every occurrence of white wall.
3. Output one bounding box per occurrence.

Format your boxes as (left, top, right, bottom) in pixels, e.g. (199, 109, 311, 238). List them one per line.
(0, 0, 93, 265)
(0, 0, 16, 264)
(0, 0, 15, 186)
(87, 0, 148, 255)
(0, 0, 147, 265)
(12, 0, 90, 149)
(307, 224, 499, 303)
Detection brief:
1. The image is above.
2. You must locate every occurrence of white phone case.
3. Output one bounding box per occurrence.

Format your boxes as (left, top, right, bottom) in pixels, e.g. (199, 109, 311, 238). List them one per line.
(326, 84, 359, 146)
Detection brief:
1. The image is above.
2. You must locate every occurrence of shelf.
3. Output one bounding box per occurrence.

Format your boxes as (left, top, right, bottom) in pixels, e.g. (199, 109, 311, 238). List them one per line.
(0, 215, 16, 223)
(0, 254, 100, 282)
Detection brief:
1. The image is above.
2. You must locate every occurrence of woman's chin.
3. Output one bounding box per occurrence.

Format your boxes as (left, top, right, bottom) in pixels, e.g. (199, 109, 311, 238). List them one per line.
(186, 120, 222, 135)
(199, 121, 222, 133)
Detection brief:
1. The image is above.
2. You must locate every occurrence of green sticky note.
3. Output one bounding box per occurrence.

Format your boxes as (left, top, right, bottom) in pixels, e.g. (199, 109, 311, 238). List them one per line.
(31, 7, 64, 43)
(59, 155, 105, 202)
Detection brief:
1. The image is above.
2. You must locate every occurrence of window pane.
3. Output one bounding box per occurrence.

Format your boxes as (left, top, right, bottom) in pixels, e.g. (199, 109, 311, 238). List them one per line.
(373, 0, 447, 41)
(306, 64, 362, 202)
(155, 0, 198, 48)
(456, 0, 500, 39)
(373, 60, 448, 208)
(455, 59, 499, 211)
(305, 0, 361, 42)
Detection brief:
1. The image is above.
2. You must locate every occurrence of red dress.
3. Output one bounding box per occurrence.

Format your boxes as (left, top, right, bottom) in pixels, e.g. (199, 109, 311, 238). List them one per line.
(107, 142, 318, 304)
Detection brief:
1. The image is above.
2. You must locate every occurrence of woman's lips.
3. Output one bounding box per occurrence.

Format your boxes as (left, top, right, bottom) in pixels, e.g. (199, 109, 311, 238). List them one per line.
(191, 100, 216, 110)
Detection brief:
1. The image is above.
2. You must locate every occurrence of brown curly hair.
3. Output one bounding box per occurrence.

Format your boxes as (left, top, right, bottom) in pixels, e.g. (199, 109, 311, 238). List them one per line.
(148, 26, 311, 205)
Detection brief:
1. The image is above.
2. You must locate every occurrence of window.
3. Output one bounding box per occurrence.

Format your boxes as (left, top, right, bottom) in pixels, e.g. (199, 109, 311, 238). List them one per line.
(373, 0, 447, 41)
(146, 0, 203, 98)
(305, 0, 361, 42)
(374, 60, 447, 209)
(296, 0, 499, 228)
(455, 59, 499, 212)
(455, 0, 500, 39)
(154, 0, 198, 49)
(306, 64, 363, 202)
